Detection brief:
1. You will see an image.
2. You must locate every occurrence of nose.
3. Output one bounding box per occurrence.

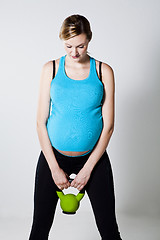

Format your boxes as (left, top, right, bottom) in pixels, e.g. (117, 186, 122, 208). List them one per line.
(72, 47, 78, 56)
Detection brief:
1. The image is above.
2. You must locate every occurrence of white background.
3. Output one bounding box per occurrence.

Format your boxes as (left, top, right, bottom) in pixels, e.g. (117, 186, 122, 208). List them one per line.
(0, 0, 160, 239)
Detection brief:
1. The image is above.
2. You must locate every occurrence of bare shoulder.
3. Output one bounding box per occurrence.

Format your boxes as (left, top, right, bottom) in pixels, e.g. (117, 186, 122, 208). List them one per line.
(102, 62, 114, 88)
(102, 62, 114, 76)
(41, 57, 61, 82)
(95, 59, 114, 94)
(42, 57, 60, 72)
(42, 60, 53, 73)
(95, 59, 114, 81)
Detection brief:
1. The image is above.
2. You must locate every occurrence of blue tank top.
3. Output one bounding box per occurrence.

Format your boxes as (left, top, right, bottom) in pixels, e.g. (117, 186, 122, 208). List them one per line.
(46, 54, 104, 152)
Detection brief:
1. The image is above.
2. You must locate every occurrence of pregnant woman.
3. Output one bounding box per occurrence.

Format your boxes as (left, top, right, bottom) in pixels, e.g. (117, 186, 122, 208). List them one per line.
(29, 14, 122, 240)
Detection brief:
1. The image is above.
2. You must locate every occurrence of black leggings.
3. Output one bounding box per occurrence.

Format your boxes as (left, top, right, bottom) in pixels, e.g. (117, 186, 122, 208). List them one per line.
(29, 146, 122, 240)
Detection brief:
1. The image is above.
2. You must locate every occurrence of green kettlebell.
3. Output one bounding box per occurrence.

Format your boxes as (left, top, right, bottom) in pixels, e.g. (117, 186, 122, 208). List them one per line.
(56, 178, 85, 214)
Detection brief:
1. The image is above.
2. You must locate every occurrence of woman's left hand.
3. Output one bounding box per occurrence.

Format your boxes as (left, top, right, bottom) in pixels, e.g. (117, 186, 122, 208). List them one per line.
(70, 167, 92, 191)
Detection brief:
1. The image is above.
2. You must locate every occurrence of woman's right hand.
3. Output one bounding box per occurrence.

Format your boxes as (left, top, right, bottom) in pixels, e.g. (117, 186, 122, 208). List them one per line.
(51, 167, 70, 190)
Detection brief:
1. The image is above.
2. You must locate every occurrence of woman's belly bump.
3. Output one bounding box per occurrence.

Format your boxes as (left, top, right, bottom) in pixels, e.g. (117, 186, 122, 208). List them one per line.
(47, 113, 103, 152)
(56, 149, 90, 156)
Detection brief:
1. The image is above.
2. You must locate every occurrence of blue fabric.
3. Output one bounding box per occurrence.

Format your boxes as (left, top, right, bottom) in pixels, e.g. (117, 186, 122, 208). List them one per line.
(46, 54, 104, 151)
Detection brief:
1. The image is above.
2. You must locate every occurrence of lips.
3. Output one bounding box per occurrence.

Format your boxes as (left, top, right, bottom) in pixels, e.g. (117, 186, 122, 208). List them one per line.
(72, 55, 79, 58)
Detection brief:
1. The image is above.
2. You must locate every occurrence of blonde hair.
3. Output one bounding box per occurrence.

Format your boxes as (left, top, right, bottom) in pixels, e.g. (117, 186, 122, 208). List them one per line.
(59, 14, 92, 42)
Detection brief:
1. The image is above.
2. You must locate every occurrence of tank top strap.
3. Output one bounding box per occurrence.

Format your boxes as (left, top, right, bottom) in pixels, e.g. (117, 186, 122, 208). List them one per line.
(61, 54, 93, 80)
(58, 55, 102, 84)
(90, 55, 94, 70)
(90, 56, 97, 77)
(58, 55, 65, 70)
(91, 57, 103, 82)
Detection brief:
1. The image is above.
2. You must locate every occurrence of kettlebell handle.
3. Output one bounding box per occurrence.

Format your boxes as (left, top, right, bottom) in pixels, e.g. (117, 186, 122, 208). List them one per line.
(66, 177, 85, 193)
(68, 178, 74, 183)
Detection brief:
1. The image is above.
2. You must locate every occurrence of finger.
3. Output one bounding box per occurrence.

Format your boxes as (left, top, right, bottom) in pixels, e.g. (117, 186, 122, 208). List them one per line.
(70, 180, 76, 187)
(57, 185, 62, 190)
(63, 180, 70, 189)
(65, 180, 71, 188)
(71, 179, 79, 188)
(79, 185, 85, 191)
(64, 184, 69, 189)
(77, 184, 83, 191)
(73, 183, 79, 189)
(58, 185, 64, 190)
(70, 180, 75, 187)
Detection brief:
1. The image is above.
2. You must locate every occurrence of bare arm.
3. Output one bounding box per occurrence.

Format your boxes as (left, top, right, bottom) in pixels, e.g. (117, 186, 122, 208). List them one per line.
(71, 63, 115, 190)
(36, 61, 70, 190)
(84, 63, 115, 171)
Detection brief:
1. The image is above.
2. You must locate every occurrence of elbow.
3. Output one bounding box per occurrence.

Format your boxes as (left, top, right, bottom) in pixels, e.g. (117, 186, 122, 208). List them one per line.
(108, 127, 114, 136)
(36, 122, 41, 132)
(36, 121, 47, 131)
(36, 121, 41, 129)
(104, 124, 114, 136)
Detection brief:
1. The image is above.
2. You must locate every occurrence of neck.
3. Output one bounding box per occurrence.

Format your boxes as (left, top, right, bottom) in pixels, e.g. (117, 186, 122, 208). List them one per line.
(65, 54, 90, 67)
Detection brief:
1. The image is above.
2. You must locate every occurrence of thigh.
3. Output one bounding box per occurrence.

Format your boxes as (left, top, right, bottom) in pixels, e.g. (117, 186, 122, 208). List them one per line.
(34, 151, 59, 203)
(85, 150, 122, 239)
(29, 151, 59, 239)
(86, 150, 115, 210)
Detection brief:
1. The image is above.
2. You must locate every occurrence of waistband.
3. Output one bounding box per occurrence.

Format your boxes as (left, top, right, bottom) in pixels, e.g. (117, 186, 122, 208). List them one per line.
(52, 145, 92, 158)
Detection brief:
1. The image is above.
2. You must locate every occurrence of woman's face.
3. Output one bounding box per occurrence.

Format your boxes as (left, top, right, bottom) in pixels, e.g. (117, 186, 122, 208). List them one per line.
(63, 33, 89, 61)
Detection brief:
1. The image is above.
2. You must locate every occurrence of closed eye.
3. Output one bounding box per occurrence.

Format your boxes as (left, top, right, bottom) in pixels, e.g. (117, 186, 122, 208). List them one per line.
(66, 45, 84, 48)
